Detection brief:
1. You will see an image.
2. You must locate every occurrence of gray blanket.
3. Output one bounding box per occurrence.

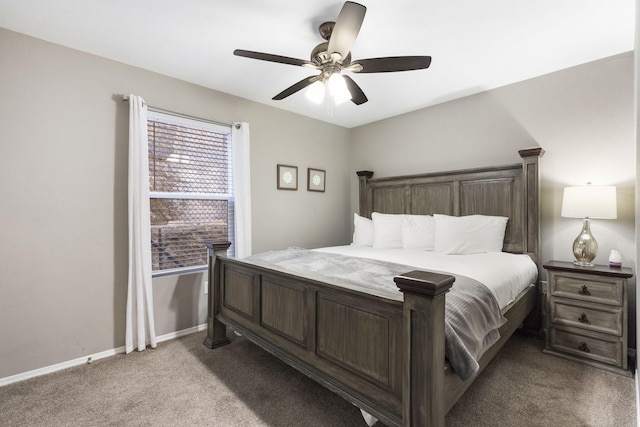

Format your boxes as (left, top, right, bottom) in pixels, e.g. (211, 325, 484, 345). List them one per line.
(245, 247, 506, 381)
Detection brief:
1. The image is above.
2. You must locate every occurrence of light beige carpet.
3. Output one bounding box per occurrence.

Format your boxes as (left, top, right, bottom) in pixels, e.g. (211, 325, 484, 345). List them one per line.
(0, 331, 635, 426)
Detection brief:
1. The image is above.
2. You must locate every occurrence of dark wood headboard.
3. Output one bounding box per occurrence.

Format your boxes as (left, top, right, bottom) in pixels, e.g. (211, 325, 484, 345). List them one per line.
(357, 148, 544, 263)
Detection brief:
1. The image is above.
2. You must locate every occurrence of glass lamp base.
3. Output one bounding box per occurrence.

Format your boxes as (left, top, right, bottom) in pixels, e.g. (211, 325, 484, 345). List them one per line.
(572, 218, 597, 267)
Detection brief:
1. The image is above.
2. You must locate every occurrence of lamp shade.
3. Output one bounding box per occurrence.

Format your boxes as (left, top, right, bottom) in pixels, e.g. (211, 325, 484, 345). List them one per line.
(561, 184, 617, 219)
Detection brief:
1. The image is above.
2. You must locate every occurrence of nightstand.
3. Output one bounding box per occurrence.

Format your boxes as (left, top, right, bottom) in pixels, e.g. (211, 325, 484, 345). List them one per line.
(543, 260, 633, 376)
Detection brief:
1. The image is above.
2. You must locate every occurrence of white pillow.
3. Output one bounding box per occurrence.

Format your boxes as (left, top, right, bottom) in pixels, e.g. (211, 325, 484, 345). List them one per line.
(352, 213, 374, 246)
(372, 212, 404, 248)
(433, 214, 508, 254)
(402, 215, 436, 250)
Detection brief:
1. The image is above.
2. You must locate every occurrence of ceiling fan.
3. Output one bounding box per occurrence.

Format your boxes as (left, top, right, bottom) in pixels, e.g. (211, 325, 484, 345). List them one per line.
(233, 1, 432, 106)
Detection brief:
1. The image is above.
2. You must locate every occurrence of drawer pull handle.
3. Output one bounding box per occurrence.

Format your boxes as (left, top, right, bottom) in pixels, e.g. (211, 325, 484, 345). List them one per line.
(578, 341, 591, 353)
(578, 285, 591, 296)
(578, 313, 591, 324)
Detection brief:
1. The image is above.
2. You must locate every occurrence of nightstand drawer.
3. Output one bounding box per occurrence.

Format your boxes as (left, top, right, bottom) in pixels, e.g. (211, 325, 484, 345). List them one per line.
(550, 299, 622, 336)
(549, 272, 623, 306)
(549, 328, 623, 367)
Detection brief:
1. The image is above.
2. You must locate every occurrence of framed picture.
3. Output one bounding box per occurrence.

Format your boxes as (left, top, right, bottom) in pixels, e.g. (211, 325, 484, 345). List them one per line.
(307, 168, 326, 192)
(277, 164, 298, 190)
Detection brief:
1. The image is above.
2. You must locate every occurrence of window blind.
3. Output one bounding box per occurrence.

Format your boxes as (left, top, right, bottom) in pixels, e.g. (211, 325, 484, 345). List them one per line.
(147, 114, 233, 273)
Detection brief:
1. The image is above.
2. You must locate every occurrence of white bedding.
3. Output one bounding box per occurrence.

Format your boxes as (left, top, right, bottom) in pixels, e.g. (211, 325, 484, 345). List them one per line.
(313, 245, 538, 310)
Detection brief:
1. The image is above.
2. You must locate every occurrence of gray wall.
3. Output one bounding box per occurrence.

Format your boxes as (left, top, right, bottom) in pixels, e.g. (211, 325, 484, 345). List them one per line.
(0, 28, 351, 379)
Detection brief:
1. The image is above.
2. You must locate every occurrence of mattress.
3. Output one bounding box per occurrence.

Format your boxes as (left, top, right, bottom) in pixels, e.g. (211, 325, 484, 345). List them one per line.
(314, 245, 538, 310)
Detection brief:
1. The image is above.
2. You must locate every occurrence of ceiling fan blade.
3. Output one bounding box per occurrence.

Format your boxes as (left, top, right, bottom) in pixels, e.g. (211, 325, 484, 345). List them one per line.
(272, 76, 320, 100)
(352, 56, 432, 73)
(234, 49, 316, 68)
(343, 75, 368, 105)
(327, 2, 366, 61)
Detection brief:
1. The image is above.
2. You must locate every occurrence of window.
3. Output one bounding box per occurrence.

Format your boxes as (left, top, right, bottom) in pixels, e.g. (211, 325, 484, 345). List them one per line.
(147, 110, 234, 275)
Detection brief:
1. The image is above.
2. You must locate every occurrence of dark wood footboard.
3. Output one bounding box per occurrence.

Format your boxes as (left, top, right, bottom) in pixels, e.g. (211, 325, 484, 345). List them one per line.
(205, 243, 459, 426)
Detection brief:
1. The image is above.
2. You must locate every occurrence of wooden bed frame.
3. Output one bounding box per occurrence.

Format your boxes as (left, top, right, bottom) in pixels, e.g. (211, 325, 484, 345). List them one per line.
(204, 148, 544, 426)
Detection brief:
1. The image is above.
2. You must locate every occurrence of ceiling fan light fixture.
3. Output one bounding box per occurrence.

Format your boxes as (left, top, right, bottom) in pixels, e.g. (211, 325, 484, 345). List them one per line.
(327, 72, 351, 101)
(305, 81, 326, 104)
(326, 72, 352, 105)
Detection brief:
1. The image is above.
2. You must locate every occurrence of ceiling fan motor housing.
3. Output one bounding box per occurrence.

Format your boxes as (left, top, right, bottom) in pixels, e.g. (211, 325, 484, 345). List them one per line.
(311, 41, 351, 67)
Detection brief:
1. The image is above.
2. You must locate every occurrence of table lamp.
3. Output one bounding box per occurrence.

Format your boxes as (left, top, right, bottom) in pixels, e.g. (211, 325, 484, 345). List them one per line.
(561, 183, 617, 266)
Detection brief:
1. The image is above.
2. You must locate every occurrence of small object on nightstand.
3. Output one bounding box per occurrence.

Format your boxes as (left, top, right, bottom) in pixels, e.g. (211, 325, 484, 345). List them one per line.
(609, 249, 622, 268)
(543, 260, 633, 376)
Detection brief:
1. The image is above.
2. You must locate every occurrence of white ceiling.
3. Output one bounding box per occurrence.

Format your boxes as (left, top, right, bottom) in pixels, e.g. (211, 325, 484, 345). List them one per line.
(0, 0, 635, 128)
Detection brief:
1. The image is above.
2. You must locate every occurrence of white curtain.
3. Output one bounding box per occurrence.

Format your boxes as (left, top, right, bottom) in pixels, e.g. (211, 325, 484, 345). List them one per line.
(232, 122, 252, 258)
(125, 94, 157, 354)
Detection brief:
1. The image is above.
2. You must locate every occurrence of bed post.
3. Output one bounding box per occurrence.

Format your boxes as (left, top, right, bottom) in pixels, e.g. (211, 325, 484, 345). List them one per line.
(518, 148, 544, 336)
(395, 270, 455, 427)
(357, 171, 374, 218)
(203, 241, 232, 349)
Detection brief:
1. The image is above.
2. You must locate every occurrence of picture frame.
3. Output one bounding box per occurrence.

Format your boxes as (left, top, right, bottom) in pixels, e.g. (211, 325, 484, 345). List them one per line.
(307, 168, 326, 192)
(277, 164, 298, 190)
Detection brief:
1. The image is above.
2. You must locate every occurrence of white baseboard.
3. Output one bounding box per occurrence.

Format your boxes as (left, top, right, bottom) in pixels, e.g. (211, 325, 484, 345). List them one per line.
(156, 323, 207, 343)
(0, 323, 207, 387)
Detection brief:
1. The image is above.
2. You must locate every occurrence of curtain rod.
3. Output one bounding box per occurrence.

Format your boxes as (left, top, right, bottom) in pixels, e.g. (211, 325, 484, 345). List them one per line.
(120, 94, 233, 128)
